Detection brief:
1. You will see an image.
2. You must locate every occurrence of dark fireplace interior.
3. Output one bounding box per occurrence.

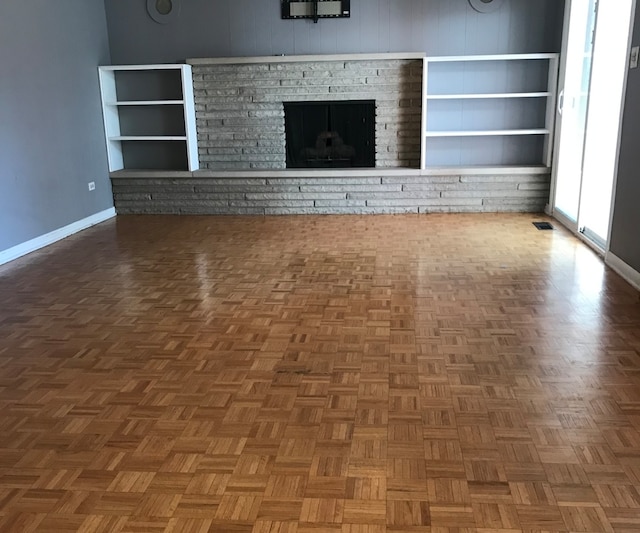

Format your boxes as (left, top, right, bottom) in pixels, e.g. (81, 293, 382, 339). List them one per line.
(284, 100, 375, 168)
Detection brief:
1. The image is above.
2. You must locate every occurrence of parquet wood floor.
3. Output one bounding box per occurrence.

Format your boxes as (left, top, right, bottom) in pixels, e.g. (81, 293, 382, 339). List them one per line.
(1, 213, 640, 532)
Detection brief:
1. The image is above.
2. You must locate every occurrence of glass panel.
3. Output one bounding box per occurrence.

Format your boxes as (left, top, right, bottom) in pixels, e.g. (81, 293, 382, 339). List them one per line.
(553, 0, 597, 222)
(579, 0, 634, 244)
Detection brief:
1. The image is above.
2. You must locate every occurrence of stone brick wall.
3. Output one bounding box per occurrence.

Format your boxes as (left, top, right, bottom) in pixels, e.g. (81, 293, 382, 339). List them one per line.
(190, 59, 423, 170)
(111, 172, 550, 215)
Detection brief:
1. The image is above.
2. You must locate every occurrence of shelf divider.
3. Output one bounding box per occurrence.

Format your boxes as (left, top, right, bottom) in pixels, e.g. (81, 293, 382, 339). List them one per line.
(425, 129, 550, 138)
(110, 136, 188, 141)
(427, 92, 551, 100)
(107, 100, 185, 106)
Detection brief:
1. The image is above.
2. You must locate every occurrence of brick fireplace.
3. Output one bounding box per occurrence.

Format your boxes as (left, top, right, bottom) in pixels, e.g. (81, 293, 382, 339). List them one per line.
(110, 54, 551, 215)
(190, 55, 423, 170)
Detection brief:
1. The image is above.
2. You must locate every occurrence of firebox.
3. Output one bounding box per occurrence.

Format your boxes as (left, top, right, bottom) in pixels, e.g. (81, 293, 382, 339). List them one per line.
(284, 100, 375, 168)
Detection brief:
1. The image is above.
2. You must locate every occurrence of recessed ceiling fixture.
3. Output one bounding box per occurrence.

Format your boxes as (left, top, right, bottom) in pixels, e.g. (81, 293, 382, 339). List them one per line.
(147, 0, 181, 24)
(469, 0, 505, 14)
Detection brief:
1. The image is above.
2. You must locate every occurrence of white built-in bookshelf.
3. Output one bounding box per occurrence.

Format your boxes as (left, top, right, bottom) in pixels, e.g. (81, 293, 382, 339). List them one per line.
(421, 53, 560, 169)
(98, 64, 199, 171)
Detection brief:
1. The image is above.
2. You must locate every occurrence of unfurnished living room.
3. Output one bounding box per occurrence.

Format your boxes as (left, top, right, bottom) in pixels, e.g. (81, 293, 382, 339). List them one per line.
(2, 1, 640, 531)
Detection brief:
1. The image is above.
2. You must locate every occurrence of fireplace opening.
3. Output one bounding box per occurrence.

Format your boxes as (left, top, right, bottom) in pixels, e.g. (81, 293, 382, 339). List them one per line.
(284, 100, 375, 168)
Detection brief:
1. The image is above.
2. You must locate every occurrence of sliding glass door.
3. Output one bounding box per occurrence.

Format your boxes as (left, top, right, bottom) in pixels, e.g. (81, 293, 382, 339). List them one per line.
(578, 0, 634, 246)
(552, 0, 597, 226)
(552, 1, 635, 248)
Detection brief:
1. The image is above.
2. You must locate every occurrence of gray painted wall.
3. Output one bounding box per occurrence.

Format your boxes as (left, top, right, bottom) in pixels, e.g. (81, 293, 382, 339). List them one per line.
(104, 0, 564, 64)
(0, 0, 113, 253)
(610, 3, 640, 272)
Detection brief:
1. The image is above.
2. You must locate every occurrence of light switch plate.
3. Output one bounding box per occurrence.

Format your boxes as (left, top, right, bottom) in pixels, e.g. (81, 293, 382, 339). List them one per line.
(631, 46, 639, 69)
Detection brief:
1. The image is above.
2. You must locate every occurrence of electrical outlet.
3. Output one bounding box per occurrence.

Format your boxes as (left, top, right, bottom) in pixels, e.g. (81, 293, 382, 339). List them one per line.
(631, 46, 639, 69)
(88, 182, 96, 191)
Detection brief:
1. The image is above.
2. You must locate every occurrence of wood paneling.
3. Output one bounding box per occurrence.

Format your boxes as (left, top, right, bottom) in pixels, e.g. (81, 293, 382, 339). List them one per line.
(105, 0, 565, 63)
(0, 213, 639, 531)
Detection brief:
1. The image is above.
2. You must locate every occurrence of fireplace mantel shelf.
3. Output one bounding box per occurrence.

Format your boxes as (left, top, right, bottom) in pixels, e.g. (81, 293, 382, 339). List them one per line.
(110, 166, 550, 180)
(187, 52, 426, 66)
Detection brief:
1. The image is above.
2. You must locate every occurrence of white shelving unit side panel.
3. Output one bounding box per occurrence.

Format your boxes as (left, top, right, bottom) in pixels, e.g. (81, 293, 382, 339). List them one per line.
(98, 68, 124, 172)
(543, 56, 560, 168)
(181, 65, 200, 172)
(420, 57, 428, 170)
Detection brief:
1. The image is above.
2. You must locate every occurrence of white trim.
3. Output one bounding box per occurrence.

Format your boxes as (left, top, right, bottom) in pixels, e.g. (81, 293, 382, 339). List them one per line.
(99, 64, 186, 70)
(181, 64, 200, 172)
(98, 69, 123, 172)
(425, 129, 550, 137)
(544, 56, 560, 168)
(420, 57, 428, 170)
(424, 53, 558, 62)
(187, 53, 426, 65)
(552, 208, 579, 234)
(577, 230, 605, 257)
(427, 92, 551, 100)
(108, 100, 185, 106)
(606, 251, 640, 292)
(551, 209, 607, 258)
(110, 136, 188, 141)
(0, 208, 116, 267)
(187, 53, 557, 67)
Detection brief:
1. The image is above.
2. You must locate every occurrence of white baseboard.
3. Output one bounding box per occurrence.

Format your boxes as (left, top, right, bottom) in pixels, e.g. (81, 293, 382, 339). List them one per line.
(605, 251, 640, 292)
(0, 207, 116, 266)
